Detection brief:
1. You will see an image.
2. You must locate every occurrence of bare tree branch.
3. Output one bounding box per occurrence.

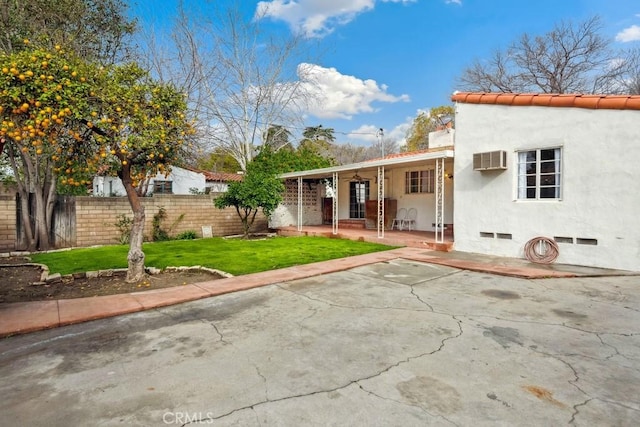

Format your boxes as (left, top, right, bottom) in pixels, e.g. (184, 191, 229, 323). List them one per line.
(457, 16, 625, 94)
(142, 2, 317, 171)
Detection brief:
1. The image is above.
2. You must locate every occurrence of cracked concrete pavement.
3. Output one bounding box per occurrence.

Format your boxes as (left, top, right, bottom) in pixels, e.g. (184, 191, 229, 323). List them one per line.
(0, 258, 638, 426)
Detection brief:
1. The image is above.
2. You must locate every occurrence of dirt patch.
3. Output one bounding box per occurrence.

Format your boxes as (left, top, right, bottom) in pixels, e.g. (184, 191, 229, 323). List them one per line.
(0, 257, 224, 304)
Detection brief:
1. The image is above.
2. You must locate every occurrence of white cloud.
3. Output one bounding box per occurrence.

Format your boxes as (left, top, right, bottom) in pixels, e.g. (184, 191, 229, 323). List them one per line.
(347, 124, 382, 143)
(347, 121, 410, 146)
(299, 63, 410, 120)
(445, 0, 462, 5)
(616, 24, 640, 42)
(256, 0, 417, 38)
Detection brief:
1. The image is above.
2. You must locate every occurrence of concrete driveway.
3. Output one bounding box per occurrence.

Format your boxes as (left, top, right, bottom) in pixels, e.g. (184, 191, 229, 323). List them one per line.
(0, 258, 638, 426)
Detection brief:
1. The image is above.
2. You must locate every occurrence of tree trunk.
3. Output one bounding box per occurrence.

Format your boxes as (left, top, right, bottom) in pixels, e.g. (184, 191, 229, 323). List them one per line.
(127, 206, 146, 282)
(122, 165, 146, 282)
(44, 169, 57, 247)
(236, 206, 251, 238)
(17, 189, 35, 251)
(33, 189, 50, 251)
(9, 148, 36, 250)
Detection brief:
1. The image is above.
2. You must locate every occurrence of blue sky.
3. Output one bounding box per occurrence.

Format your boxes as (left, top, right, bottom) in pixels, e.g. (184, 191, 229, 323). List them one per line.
(132, 0, 640, 146)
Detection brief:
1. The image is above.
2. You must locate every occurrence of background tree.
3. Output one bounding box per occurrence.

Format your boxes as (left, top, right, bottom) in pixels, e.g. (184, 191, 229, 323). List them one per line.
(196, 147, 241, 173)
(457, 16, 629, 94)
(0, 0, 135, 63)
(299, 125, 335, 161)
(327, 143, 368, 165)
(262, 124, 293, 151)
(369, 134, 400, 158)
(404, 106, 455, 152)
(604, 47, 640, 94)
(143, 2, 316, 171)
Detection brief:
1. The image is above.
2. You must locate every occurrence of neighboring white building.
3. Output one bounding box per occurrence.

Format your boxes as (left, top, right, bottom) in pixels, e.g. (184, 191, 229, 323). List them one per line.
(452, 92, 640, 271)
(93, 166, 206, 196)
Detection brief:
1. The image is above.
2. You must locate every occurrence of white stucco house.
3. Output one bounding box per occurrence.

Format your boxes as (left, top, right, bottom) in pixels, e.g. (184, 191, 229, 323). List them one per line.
(271, 129, 455, 242)
(451, 92, 640, 271)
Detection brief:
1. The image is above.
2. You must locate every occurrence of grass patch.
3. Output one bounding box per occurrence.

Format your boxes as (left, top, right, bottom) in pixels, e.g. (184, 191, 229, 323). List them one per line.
(31, 236, 397, 276)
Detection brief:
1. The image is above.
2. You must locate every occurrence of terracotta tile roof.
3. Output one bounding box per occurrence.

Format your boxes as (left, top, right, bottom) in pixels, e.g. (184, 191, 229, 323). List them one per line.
(201, 171, 244, 182)
(451, 92, 640, 110)
(366, 146, 454, 163)
(182, 166, 244, 182)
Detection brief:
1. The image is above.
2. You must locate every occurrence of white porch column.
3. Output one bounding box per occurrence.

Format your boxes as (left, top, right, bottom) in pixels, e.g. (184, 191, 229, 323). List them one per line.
(332, 172, 338, 235)
(297, 177, 303, 232)
(435, 158, 445, 243)
(377, 166, 385, 238)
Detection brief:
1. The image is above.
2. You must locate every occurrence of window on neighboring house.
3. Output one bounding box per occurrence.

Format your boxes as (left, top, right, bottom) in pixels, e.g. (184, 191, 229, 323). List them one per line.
(153, 180, 173, 194)
(405, 170, 435, 194)
(517, 148, 562, 200)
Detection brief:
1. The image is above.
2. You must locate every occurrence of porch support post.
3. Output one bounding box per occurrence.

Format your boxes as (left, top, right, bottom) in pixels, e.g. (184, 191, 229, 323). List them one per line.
(377, 166, 385, 239)
(332, 172, 338, 235)
(435, 158, 445, 243)
(297, 176, 303, 232)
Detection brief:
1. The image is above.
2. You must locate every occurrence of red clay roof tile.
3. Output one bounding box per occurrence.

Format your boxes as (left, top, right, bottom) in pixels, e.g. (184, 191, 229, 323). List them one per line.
(451, 92, 640, 110)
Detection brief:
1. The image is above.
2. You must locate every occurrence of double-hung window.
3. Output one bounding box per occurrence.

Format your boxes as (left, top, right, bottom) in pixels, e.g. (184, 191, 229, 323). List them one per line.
(517, 148, 562, 200)
(405, 170, 435, 194)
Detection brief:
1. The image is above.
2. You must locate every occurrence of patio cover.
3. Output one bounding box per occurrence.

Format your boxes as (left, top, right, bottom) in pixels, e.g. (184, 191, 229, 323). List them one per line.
(279, 149, 454, 242)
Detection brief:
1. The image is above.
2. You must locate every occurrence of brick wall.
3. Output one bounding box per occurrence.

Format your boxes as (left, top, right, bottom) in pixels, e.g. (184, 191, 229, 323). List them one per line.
(0, 196, 16, 251)
(0, 194, 268, 251)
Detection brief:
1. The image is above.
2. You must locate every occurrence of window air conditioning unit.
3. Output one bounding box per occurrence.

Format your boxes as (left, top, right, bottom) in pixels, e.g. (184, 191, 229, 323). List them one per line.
(473, 150, 507, 171)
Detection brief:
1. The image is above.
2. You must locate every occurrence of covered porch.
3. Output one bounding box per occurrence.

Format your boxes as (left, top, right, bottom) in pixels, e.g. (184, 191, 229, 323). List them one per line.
(276, 224, 454, 251)
(272, 146, 455, 249)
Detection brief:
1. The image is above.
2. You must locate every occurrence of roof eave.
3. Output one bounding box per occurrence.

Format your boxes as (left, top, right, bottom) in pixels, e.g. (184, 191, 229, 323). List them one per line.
(279, 149, 455, 179)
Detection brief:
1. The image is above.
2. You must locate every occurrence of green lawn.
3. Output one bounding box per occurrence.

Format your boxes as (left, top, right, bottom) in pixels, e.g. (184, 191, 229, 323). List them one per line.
(31, 236, 397, 276)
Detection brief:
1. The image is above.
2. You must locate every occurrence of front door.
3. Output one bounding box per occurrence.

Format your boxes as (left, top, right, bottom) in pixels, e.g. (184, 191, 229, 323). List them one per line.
(349, 181, 369, 219)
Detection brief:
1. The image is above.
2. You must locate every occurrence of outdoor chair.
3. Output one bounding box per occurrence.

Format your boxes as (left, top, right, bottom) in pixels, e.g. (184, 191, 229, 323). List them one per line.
(391, 208, 407, 230)
(402, 208, 417, 231)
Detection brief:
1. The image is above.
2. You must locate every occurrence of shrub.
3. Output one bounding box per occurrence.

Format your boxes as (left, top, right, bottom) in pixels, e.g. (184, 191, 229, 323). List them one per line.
(114, 214, 133, 244)
(175, 230, 197, 240)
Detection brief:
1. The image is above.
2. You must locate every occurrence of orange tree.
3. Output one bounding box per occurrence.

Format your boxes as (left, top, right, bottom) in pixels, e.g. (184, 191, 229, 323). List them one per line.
(0, 43, 95, 250)
(83, 63, 193, 281)
(1, 44, 193, 281)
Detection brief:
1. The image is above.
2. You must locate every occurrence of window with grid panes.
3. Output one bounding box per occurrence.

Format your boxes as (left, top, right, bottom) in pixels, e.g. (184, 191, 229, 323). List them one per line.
(405, 170, 435, 194)
(517, 148, 561, 200)
(153, 180, 173, 194)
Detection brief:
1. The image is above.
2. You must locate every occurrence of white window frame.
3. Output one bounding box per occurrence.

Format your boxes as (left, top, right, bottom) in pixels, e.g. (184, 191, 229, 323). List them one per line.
(405, 170, 435, 194)
(516, 147, 562, 200)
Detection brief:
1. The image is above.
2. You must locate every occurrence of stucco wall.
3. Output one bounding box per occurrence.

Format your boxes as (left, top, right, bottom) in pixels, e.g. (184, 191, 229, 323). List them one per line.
(453, 103, 640, 271)
(93, 166, 206, 196)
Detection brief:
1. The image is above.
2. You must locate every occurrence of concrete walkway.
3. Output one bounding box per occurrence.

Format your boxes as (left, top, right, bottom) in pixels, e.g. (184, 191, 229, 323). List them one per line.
(0, 251, 638, 426)
(0, 248, 629, 338)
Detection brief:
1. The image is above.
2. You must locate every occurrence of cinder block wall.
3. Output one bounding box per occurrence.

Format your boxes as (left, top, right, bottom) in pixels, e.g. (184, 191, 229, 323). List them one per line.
(75, 194, 268, 247)
(0, 196, 16, 251)
(0, 194, 267, 251)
